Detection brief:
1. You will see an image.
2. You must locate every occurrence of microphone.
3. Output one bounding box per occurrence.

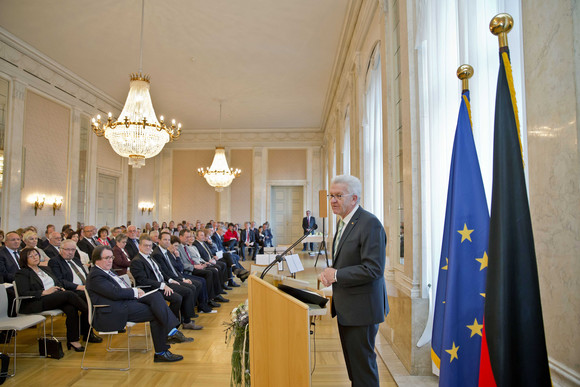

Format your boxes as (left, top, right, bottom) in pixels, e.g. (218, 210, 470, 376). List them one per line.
(308, 224, 318, 232)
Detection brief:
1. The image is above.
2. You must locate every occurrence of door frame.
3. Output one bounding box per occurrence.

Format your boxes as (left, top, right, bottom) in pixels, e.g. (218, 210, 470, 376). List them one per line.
(267, 180, 306, 245)
(96, 168, 122, 227)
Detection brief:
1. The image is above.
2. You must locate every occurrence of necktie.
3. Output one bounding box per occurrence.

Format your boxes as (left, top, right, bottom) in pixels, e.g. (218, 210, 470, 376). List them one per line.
(108, 271, 130, 288)
(183, 245, 195, 265)
(164, 252, 179, 277)
(68, 261, 86, 285)
(334, 220, 345, 258)
(12, 251, 21, 269)
(147, 256, 163, 282)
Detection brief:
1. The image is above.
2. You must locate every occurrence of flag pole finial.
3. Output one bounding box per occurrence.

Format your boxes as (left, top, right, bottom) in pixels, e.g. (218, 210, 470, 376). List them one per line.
(490, 13, 514, 48)
(457, 64, 474, 91)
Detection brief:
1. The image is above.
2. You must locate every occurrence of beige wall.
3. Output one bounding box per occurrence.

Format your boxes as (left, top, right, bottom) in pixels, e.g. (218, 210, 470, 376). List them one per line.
(132, 159, 156, 228)
(230, 149, 252, 224)
(523, 0, 580, 382)
(268, 149, 307, 180)
(20, 91, 70, 229)
(95, 134, 122, 172)
(171, 149, 218, 223)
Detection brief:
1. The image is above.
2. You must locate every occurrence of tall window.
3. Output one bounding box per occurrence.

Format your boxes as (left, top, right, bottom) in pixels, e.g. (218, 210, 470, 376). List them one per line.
(342, 107, 351, 175)
(363, 45, 383, 223)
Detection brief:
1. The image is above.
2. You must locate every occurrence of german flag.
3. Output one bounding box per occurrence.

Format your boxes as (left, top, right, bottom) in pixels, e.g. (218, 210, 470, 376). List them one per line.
(478, 46, 551, 387)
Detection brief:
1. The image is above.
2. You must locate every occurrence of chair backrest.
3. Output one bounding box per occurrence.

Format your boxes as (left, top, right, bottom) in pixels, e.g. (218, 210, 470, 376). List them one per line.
(12, 281, 21, 315)
(0, 285, 8, 319)
(83, 288, 94, 324)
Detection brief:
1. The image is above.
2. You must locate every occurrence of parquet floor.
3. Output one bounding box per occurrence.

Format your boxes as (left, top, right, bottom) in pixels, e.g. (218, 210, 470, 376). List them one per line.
(1, 253, 398, 386)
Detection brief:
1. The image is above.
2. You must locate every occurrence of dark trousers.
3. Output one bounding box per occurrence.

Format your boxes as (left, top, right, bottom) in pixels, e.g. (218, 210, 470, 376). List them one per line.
(190, 268, 219, 299)
(127, 291, 179, 353)
(41, 290, 88, 342)
(161, 289, 183, 323)
(166, 283, 195, 322)
(184, 274, 209, 304)
(337, 323, 380, 387)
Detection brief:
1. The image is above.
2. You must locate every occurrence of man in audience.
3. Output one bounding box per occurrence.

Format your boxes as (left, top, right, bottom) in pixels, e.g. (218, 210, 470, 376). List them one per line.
(77, 225, 98, 257)
(0, 231, 22, 284)
(239, 222, 256, 260)
(43, 231, 63, 259)
(302, 210, 317, 251)
(177, 230, 228, 304)
(263, 222, 274, 247)
(87, 245, 188, 363)
(125, 225, 140, 258)
(48, 239, 101, 343)
(38, 224, 55, 250)
(193, 230, 230, 289)
(150, 230, 160, 249)
(130, 235, 201, 330)
(152, 231, 211, 318)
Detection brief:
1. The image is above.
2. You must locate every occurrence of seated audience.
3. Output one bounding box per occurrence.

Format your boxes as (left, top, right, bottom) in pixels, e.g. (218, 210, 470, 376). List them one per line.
(22, 230, 51, 266)
(124, 225, 140, 258)
(77, 225, 98, 257)
(15, 247, 88, 351)
(65, 230, 90, 269)
(96, 227, 111, 246)
(223, 223, 239, 250)
(0, 231, 22, 284)
(87, 245, 189, 362)
(263, 222, 274, 247)
(112, 234, 131, 275)
(43, 231, 62, 260)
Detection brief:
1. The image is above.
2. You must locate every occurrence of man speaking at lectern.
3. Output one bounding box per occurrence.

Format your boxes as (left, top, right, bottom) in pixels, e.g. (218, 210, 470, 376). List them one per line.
(319, 175, 388, 387)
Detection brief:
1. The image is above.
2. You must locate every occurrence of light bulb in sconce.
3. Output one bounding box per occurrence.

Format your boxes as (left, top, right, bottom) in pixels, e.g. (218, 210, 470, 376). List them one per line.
(30, 195, 45, 216)
(139, 201, 154, 215)
(52, 196, 63, 216)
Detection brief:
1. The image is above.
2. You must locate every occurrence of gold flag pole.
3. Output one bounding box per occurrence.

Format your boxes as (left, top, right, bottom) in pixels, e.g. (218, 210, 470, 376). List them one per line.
(489, 13, 514, 48)
(457, 64, 474, 92)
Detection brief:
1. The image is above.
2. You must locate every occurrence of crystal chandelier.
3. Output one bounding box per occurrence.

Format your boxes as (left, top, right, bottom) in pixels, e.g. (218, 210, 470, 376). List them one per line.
(91, 0, 180, 168)
(197, 103, 241, 192)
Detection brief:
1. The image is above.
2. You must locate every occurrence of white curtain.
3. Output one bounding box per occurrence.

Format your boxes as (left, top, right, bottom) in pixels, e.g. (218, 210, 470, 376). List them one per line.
(363, 48, 383, 223)
(416, 0, 527, 348)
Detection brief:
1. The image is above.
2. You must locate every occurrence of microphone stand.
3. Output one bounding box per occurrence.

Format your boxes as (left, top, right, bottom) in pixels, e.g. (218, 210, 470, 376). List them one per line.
(260, 227, 316, 279)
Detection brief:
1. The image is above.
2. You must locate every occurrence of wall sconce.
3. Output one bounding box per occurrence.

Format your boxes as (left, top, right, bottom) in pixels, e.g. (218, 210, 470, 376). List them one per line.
(31, 195, 45, 216)
(51, 196, 63, 216)
(139, 201, 154, 215)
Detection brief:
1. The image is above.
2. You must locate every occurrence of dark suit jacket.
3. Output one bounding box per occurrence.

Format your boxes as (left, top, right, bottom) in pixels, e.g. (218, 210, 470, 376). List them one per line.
(86, 266, 139, 331)
(48, 255, 87, 291)
(130, 254, 167, 289)
(302, 216, 317, 233)
(239, 229, 255, 245)
(14, 266, 63, 313)
(125, 239, 140, 260)
(151, 247, 182, 282)
(77, 238, 96, 257)
(331, 206, 388, 326)
(43, 244, 60, 260)
(0, 246, 21, 283)
(193, 240, 213, 262)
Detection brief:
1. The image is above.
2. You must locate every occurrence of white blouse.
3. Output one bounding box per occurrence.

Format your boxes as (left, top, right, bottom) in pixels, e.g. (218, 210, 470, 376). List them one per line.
(34, 269, 55, 290)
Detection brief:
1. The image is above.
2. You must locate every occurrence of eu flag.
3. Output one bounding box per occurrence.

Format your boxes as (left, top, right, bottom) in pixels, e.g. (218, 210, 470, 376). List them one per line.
(432, 90, 489, 387)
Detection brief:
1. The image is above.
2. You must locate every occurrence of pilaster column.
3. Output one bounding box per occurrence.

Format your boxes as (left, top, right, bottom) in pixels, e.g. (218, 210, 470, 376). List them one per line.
(2, 79, 26, 230)
(251, 147, 266, 223)
(66, 108, 81, 227)
(158, 149, 173, 222)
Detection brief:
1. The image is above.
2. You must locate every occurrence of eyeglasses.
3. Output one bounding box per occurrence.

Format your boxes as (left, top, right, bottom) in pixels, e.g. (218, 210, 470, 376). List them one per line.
(101, 256, 114, 260)
(327, 194, 353, 200)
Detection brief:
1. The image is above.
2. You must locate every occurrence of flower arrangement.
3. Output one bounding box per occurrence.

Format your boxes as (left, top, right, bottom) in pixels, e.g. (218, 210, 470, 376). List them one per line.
(224, 300, 250, 386)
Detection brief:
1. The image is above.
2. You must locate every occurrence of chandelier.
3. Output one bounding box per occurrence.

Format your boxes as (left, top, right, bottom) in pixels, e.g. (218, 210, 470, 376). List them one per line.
(91, 0, 180, 168)
(197, 103, 241, 192)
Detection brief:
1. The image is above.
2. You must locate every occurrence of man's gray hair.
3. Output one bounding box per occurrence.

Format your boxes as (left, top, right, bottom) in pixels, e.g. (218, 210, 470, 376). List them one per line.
(331, 175, 362, 204)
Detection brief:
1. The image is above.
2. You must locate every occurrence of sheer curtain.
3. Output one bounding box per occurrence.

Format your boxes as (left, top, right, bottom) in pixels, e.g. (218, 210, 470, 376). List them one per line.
(363, 47, 383, 223)
(416, 0, 526, 348)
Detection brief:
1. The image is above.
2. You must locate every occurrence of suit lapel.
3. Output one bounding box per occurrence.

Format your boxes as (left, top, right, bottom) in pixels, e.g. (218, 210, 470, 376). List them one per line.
(333, 207, 362, 266)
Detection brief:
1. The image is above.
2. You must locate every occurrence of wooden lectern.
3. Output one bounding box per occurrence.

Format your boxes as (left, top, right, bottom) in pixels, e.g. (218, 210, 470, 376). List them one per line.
(248, 275, 313, 386)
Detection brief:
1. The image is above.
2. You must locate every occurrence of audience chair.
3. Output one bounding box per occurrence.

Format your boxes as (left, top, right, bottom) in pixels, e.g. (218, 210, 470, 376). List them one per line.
(81, 288, 151, 371)
(0, 285, 46, 377)
(12, 281, 65, 339)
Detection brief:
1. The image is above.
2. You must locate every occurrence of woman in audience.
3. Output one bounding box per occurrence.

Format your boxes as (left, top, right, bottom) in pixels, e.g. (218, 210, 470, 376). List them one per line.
(257, 225, 265, 254)
(161, 221, 168, 229)
(22, 230, 51, 266)
(112, 233, 131, 275)
(223, 223, 239, 250)
(96, 227, 111, 246)
(15, 247, 88, 351)
(66, 230, 91, 269)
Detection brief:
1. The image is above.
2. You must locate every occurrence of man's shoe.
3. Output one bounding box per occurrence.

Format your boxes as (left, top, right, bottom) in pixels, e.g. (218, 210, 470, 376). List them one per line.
(199, 309, 218, 314)
(154, 350, 184, 363)
(166, 330, 194, 344)
(84, 332, 103, 343)
(223, 285, 233, 290)
(214, 295, 230, 303)
(198, 303, 213, 313)
(182, 321, 204, 330)
(219, 290, 228, 295)
(228, 280, 240, 287)
(208, 300, 221, 308)
(238, 270, 250, 282)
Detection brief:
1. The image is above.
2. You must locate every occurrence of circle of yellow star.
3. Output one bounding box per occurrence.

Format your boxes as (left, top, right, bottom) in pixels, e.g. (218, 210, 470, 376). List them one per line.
(466, 318, 483, 337)
(442, 257, 448, 270)
(476, 251, 488, 270)
(457, 223, 474, 243)
(445, 342, 460, 363)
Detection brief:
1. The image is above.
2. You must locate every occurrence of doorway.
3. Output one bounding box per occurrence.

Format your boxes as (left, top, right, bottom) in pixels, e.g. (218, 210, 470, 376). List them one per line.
(97, 174, 117, 227)
(270, 186, 303, 245)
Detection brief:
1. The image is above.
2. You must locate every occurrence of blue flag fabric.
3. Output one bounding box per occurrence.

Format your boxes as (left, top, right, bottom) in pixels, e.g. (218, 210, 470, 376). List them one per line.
(431, 90, 489, 387)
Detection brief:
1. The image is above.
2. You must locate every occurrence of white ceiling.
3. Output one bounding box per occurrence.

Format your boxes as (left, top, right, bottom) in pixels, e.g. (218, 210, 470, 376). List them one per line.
(0, 0, 350, 132)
